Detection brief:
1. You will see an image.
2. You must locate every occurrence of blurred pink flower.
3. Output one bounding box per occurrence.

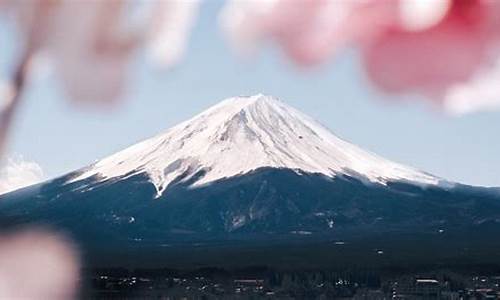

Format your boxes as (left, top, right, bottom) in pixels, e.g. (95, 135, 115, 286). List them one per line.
(3, 0, 199, 104)
(0, 0, 199, 154)
(363, 0, 500, 101)
(220, 0, 500, 114)
(0, 229, 80, 300)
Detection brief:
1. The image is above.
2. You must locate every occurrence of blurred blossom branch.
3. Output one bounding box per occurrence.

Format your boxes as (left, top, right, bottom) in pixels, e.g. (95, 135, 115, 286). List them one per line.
(0, 0, 199, 155)
(0, 2, 199, 295)
(0, 53, 29, 157)
(0, 0, 50, 156)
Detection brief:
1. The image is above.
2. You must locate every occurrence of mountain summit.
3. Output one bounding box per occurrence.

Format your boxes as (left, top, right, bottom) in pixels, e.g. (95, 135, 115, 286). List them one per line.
(70, 94, 441, 197)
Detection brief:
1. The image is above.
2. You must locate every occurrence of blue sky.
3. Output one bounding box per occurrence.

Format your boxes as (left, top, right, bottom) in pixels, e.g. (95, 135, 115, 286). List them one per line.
(2, 1, 500, 187)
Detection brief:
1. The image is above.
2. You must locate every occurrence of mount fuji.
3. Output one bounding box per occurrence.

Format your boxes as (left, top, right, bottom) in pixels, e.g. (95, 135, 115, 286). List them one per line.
(1, 94, 499, 267)
(70, 94, 443, 197)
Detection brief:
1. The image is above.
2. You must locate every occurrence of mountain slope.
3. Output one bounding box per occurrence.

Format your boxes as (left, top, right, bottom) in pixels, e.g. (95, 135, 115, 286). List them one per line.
(69, 94, 442, 198)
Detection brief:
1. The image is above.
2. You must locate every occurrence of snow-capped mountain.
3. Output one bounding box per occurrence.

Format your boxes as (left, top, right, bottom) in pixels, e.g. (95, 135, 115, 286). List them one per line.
(1, 94, 500, 268)
(70, 94, 442, 197)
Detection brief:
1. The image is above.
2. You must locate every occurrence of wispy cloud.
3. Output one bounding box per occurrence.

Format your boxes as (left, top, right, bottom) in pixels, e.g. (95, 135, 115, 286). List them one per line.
(0, 155, 44, 195)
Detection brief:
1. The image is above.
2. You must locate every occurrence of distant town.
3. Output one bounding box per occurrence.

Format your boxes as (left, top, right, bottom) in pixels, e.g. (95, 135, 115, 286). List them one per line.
(85, 268, 500, 299)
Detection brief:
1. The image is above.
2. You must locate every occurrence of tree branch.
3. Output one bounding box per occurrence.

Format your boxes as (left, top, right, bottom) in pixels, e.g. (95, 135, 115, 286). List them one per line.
(0, 51, 31, 157)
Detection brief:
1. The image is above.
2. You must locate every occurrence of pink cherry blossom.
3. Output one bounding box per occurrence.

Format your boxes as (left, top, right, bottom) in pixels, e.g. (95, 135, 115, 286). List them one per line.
(0, 229, 80, 300)
(362, 0, 500, 101)
(221, 0, 500, 114)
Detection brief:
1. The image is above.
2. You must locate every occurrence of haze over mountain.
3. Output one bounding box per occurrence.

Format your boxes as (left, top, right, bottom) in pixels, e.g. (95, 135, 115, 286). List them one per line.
(1, 94, 499, 267)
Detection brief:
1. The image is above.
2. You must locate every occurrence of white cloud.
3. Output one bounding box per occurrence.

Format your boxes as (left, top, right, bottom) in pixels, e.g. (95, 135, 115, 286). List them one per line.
(0, 156, 44, 195)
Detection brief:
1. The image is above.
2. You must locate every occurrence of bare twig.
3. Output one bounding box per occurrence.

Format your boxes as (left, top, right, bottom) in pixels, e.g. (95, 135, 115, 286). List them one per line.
(0, 1, 52, 158)
(0, 52, 31, 157)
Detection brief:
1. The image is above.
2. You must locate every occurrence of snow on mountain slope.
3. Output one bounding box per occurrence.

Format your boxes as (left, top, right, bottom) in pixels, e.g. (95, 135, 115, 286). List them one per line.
(69, 94, 442, 197)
